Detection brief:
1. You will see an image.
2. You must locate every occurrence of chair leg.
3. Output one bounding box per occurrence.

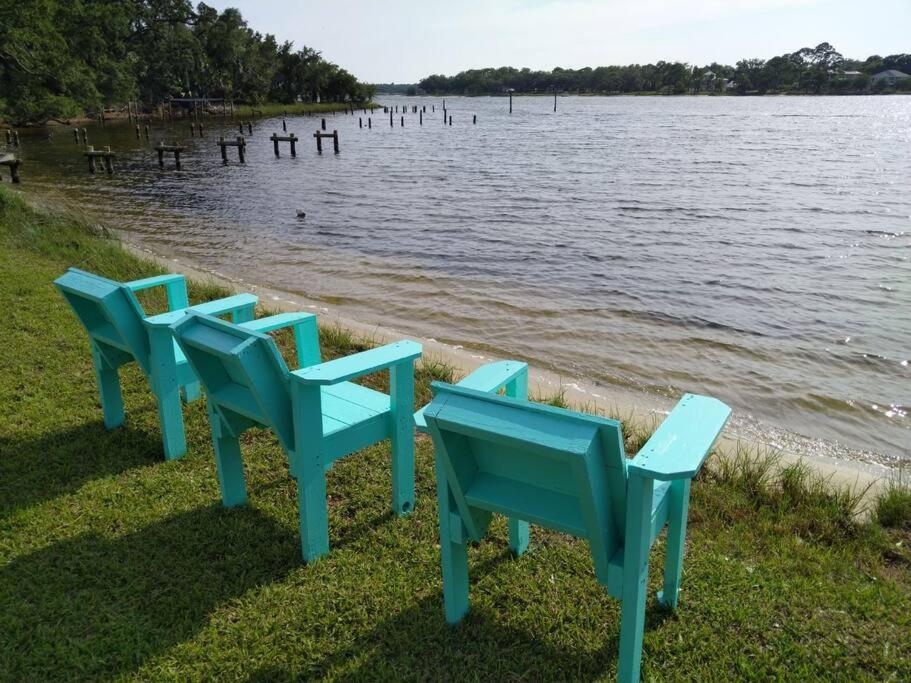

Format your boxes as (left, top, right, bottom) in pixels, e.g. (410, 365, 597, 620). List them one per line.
(618, 475, 654, 683)
(658, 479, 691, 610)
(508, 518, 529, 556)
(181, 380, 201, 403)
(436, 460, 470, 623)
(390, 361, 416, 515)
(148, 326, 186, 460)
(91, 344, 124, 428)
(231, 304, 255, 324)
(209, 404, 247, 507)
(297, 451, 330, 562)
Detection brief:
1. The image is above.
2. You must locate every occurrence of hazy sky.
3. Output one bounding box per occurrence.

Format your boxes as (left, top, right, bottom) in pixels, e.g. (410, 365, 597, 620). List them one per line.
(204, 0, 910, 83)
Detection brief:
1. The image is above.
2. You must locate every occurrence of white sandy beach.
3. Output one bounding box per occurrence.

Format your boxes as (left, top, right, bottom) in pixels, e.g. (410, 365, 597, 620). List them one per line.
(123, 238, 899, 502)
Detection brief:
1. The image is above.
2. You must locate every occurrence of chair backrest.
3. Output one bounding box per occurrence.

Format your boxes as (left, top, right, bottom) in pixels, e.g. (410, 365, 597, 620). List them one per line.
(423, 382, 629, 579)
(54, 268, 151, 375)
(171, 312, 296, 452)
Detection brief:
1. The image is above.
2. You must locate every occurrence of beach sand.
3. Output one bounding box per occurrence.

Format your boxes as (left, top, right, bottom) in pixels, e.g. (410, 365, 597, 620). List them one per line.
(124, 240, 899, 503)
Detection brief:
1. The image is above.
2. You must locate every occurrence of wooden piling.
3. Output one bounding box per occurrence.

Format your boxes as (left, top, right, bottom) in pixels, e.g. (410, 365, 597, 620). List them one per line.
(0, 154, 22, 184)
(282, 119, 287, 132)
(359, 117, 363, 128)
(401, 116, 404, 127)
(144, 125, 150, 140)
(12, 131, 19, 147)
(73, 128, 79, 143)
(449, 115, 452, 126)
(509, 92, 513, 114)
(420, 111, 423, 125)
(154, 142, 185, 170)
(81, 128, 88, 143)
(135, 125, 141, 139)
(554, 87, 557, 112)
(321, 118, 326, 131)
(368, 117, 372, 129)
(219, 137, 228, 162)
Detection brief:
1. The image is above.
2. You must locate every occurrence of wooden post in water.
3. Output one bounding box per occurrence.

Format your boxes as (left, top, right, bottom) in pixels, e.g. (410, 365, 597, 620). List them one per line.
(359, 117, 363, 128)
(237, 136, 245, 163)
(81, 128, 88, 143)
(389, 111, 393, 127)
(87, 146, 96, 174)
(190, 122, 195, 137)
(12, 131, 19, 147)
(321, 118, 327, 131)
(155, 142, 185, 170)
(314, 130, 322, 153)
(73, 128, 79, 143)
(449, 115, 452, 126)
(509, 92, 513, 114)
(368, 117, 372, 129)
(401, 116, 404, 127)
(282, 119, 287, 132)
(419, 111, 423, 125)
(103, 146, 114, 174)
(219, 136, 228, 162)
(144, 125, 150, 140)
(135, 125, 140, 139)
(333, 130, 339, 154)
(554, 86, 557, 112)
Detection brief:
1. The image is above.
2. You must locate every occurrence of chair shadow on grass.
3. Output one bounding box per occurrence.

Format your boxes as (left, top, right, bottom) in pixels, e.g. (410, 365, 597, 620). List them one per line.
(247, 550, 674, 682)
(0, 419, 164, 516)
(1, 504, 300, 680)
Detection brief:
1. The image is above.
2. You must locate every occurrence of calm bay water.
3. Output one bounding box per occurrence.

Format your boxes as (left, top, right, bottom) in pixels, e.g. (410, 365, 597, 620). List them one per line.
(11, 95, 910, 464)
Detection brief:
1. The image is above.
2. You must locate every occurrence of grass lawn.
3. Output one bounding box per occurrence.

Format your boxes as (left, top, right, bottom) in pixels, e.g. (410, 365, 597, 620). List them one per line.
(1, 186, 909, 681)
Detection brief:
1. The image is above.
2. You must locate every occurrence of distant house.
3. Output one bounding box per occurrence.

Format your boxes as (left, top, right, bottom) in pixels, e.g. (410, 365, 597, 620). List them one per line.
(842, 70, 864, 78)
(872, 70, 910, 86)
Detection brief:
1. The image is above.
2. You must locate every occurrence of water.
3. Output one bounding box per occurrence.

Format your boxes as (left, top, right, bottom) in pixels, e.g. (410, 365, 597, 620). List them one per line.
(10, 95, 911, 464)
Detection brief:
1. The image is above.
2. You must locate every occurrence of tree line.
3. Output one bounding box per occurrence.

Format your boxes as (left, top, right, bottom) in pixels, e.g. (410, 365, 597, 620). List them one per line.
(418, 44, 911, 96)
(0, 1, 376, 125)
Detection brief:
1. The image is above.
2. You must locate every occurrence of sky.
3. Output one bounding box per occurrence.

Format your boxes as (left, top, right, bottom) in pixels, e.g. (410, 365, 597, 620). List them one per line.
(203, 0, 910, 83)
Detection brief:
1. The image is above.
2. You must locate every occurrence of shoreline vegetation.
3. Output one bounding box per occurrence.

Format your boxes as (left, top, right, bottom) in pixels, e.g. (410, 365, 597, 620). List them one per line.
(0, 3, 376, 127)
(414, 43, 911, 97)
(1, 185, 910, 678)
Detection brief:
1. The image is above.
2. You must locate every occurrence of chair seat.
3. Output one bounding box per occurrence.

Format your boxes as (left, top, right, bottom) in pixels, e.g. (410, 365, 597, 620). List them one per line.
(321, 381, 390, 437)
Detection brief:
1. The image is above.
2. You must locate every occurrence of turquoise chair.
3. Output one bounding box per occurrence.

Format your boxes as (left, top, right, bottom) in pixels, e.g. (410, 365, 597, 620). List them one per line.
(170, 311, 422, 562)
(54, 268, 263, 459)
(415, 359, 534, 554)
(421, 383, 731, 682)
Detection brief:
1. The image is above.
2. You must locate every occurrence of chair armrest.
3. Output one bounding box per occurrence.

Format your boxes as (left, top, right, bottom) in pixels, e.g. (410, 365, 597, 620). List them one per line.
(627, 394, 731, 481)
(414, 360, 528, 433)
(239, 312, 320, 369)
(187, 293, 258, 318)
(291, 340, 422, 386)
(125, 273, 188, 310)
(238, 311, 315, 334)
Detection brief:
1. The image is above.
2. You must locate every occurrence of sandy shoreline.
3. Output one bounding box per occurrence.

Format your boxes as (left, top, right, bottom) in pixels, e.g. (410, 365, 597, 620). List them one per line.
(119, 237, 904, 503)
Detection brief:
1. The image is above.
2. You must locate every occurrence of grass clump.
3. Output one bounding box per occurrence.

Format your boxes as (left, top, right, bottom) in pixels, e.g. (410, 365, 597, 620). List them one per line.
(875, 479, 911, 530)
(1, 185, 910, 680)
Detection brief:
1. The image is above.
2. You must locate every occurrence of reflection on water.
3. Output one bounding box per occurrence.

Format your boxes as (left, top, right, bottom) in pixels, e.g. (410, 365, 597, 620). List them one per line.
(10, 95, 911, 463)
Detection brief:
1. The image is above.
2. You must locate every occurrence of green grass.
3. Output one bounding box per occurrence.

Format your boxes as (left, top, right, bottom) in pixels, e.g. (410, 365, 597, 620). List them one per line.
(1, 186, 910, 681)
(234, 101, 381, 118)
